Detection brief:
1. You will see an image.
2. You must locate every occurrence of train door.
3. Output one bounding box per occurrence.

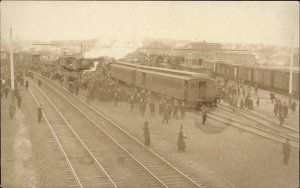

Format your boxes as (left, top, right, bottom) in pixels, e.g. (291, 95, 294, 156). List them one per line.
(184, 81, 188, 101)
(187, 80, 197, 102)
(198, 81, 206, 100)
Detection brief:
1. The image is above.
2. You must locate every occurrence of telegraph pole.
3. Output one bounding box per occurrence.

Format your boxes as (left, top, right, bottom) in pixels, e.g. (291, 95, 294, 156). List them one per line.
(288, 34, 294, 108)
(10, 27, 15, 104)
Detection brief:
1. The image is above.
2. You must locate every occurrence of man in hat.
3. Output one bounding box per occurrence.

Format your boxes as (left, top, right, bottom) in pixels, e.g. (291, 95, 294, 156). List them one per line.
(143, 121, 151, 146)
(282, 138, 291, 165)
(177, 125, 187, 151)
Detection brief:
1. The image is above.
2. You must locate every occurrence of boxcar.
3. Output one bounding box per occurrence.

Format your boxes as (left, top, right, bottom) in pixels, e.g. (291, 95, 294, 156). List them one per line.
(292, 72, 299, 94)
(252, 68, 264, 85)
(273, 70, 289, 91)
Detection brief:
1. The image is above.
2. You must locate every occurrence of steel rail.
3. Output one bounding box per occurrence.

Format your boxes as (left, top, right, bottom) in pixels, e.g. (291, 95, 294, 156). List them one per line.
(29, 79, 118, 188)
(28, 88, 83, 188)
(218, 103, 299, 133)
(32, 71, 202, 188)
(210, 111, 298, 142)
(204, 112, 299, 149)
(217, 105, 299, 138)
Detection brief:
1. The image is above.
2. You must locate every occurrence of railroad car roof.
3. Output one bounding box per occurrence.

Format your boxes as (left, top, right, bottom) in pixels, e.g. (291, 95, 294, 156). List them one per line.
(218, 62, 299, 73)
(116, 61, 211, 78)
(136, 69, 193, 80)
(111, 64, 137, 71)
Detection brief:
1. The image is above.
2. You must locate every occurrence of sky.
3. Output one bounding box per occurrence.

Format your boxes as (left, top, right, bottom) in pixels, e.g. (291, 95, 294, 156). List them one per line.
(1, 1, 299, 47)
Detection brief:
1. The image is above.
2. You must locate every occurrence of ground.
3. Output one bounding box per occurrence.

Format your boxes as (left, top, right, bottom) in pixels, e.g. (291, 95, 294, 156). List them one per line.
(1, 78, 299, 188)
(1, 85, 74, 188)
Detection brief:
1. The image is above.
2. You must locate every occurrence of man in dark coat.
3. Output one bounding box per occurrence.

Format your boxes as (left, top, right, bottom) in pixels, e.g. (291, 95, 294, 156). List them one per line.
(162, 106, 170, 124)
(143, 121, 150, 146)
(149, 100, 155, 116)
(173, 102, 179, 119)
(38, 79, 42, 87)
(25, 80, 29, 90)
(202, 111, 207, 125)
(274, 101, 279, 117)
(282, 138, 291, 165)
(256, 96, 260, 107)
(291, 102, 297, 113)
(177, 125, 187, 151)
(278, 112, 284, 126)
(240, 98, 244, 109)
(180, 102, 185, 118)
(270, 91, 275, 104)
(38, 105, 43, 123)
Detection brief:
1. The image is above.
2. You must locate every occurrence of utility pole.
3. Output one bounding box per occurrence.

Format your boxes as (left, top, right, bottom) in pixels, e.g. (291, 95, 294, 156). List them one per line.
(288, 34, 294, 108)
(10, 27, 15, 104)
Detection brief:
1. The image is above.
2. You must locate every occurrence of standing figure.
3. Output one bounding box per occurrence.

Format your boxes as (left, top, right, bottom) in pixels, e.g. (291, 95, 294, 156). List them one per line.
(38, 105, 43, 123)
(270, 91, 275, 104)
(180, 102, 185, 118)
(4, 86, 9, 98)
(113, 92, 119, 107)
(202, 111, 207, 125)
(256, 96, 260, 107)
(173, 102, 179, 119)
(162, 106, 169, 124)
(9, 103, 16, 119)
(25, 80, 29, 90)
(149, 100, 155, 117)
(38, 79, 42, 87)
(143, 121, 151, 146)
(240, 98, 244, 109)
(282, 138, 291, 165)
(254, 84, 258, 95)
(130, 94, 135, 111)
(177, 125, 187, 151)
(291, 102, 297, 113)
(282, 102, 288, 118)
(278, 112, 284, 126)
(274, 101, 279, 117)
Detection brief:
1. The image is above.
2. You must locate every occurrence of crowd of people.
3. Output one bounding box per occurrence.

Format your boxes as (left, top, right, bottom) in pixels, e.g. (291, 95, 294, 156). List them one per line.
(214, 75, 297, 126)
(124, 52, 184, 69)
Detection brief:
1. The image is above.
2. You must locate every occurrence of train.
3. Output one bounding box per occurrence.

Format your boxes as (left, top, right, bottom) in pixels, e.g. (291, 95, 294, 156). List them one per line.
(108, 61, 217, 108)
(214, 62, 299, 95)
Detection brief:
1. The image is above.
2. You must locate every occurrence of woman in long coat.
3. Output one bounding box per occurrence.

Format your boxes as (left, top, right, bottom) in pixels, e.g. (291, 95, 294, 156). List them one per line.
(143, 121, 151, 146)
(177, 125, 187, 151)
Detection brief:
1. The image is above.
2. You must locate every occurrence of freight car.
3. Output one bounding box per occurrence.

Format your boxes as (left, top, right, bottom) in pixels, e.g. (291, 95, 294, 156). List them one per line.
(214, 62, 299, 95)
(110, 61, 217, 108)
(181, 63, 212, 75)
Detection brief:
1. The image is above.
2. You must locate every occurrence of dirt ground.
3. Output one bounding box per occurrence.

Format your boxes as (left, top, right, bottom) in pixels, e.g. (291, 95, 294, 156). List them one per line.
(68, 81, 299, 188)
(2, 77, 299, 188)
(1, 85, 74, 188)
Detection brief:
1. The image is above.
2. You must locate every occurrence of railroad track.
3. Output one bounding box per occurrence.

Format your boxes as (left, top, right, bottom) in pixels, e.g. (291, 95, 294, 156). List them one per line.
(28, 80, 117, 188)
(218, 103, 299, 133)
(216, 104, 299, 141)
(203, 107, 299, 149)
(31, 72, 203, 188)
